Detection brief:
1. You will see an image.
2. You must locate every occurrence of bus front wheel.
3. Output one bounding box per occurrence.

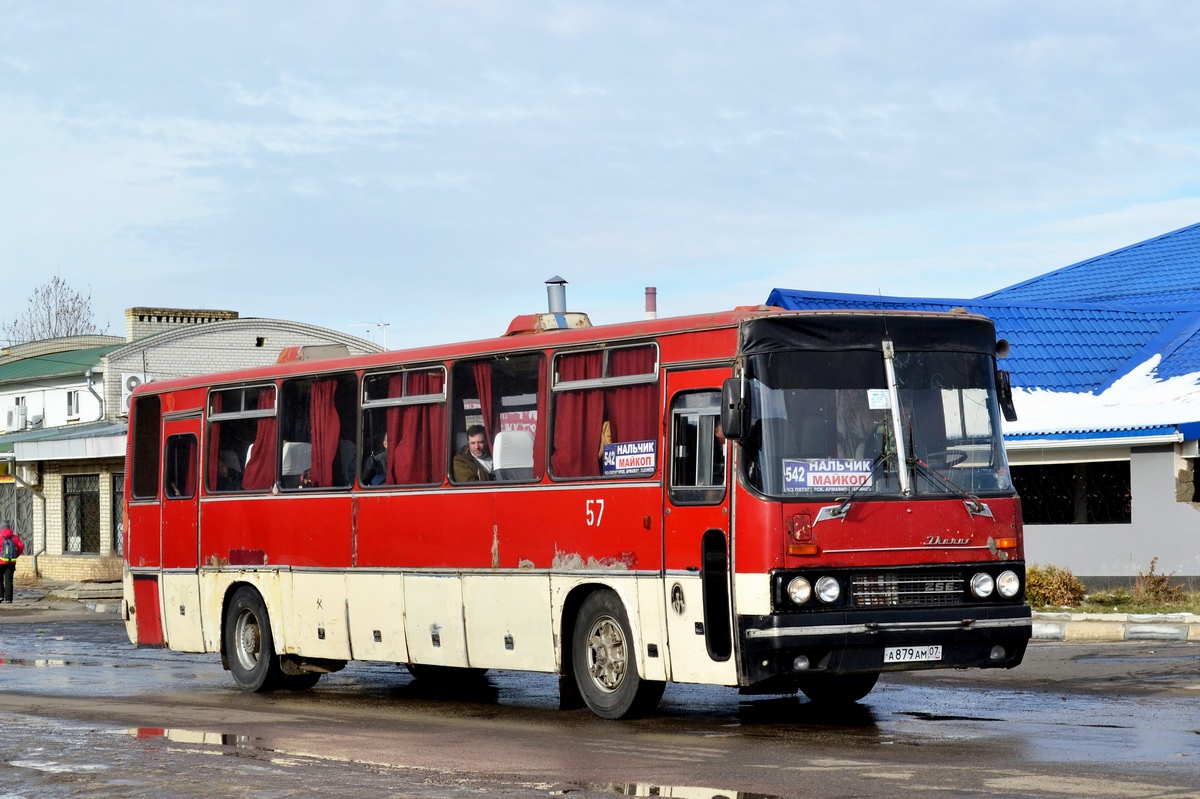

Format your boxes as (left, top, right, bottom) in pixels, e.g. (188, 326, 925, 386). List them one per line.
(224, 587, 283, 692)
(571, 591, 664, 719)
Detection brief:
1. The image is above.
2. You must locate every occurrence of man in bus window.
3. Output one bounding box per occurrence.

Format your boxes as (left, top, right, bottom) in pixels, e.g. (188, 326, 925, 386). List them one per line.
(362, 432, 388, 486)
(453, 424, 493, 482)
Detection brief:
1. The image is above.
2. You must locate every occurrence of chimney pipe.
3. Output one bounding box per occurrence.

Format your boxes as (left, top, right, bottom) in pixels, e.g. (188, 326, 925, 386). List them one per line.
(546, 275, 568, 314)
(645, 287, 657, 320)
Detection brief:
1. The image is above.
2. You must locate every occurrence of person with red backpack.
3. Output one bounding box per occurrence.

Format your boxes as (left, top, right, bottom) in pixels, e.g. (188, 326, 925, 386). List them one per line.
(0, 527, 24, 603)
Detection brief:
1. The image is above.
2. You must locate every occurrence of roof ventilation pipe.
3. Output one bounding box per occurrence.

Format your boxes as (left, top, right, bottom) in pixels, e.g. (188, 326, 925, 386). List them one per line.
(645, 287, 657, 320)
(504, 276, 592, 335)
(546, 275, 568, 314)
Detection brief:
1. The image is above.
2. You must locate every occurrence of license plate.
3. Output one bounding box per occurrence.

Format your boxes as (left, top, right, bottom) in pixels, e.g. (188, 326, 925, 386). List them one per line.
(884, 645, 943, 664)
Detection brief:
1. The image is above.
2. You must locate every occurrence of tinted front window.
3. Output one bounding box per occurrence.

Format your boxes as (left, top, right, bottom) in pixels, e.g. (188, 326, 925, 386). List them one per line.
(742, 349, 1009, 499)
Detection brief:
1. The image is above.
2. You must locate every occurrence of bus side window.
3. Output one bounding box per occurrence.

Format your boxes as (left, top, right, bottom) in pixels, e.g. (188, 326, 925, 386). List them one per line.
(279, 373, 357, 490)
(206, 385, 277, 493)
(360, 367, 447, 487)
(551, 344, 658, 479)
(163, 434, 198, 499)
(130, 395, 162, 500)
(449, 354, 544, 484)
(669, 391, 725, 505)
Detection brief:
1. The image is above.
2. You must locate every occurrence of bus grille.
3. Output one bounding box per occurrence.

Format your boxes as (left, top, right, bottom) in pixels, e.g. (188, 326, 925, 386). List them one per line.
(851, 572, 963, 607)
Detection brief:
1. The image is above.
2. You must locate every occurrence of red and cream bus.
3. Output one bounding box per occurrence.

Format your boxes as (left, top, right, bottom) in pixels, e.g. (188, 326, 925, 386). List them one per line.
(122, 303, 1030, 718)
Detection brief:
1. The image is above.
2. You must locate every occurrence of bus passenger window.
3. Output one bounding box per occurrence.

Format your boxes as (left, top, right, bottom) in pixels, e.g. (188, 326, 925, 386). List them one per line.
(551, 344, 658, 479)
(164, 434, 198, 499)
(450, 354, 544, 484)
(279, 373, 357, 490)
(360, 367, 446, 487)
(206, 385, 277, 492)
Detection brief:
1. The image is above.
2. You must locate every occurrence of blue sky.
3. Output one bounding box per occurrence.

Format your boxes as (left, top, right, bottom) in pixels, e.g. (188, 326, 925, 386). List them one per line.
(3, 2, 1200, 349)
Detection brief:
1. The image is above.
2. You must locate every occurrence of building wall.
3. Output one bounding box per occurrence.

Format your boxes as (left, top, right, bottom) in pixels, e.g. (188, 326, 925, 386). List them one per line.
(15, 458, 124, 582)
(104, 319, 381, 418)
(1021, 444, 1200, 586)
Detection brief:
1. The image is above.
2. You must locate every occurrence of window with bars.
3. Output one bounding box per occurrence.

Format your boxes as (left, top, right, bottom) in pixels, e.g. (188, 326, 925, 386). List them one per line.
(1010, 461, 1131, 525)
(111, 473, 124, 556)
(64, 474, 102, 553)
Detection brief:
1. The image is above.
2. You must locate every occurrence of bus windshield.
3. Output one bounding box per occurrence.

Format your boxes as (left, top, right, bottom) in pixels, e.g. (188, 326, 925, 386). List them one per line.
(742, 348, 1011, 499)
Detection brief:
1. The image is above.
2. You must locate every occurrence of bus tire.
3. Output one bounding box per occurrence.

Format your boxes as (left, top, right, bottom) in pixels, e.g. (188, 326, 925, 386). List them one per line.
(224, 586, 283, 692)
(572, 590, 664, 719)
(796, 672, 879, 704)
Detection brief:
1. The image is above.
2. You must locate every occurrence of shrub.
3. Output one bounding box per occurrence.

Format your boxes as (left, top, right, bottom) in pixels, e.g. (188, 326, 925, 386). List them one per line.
(1025, 564, 1086, 607)
(1132, 557, 1184, 604)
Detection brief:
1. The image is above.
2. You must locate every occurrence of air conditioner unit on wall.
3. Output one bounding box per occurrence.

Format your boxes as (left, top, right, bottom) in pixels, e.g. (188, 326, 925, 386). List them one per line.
(122, 373, 154, 414)
(2, 405, 26, 432)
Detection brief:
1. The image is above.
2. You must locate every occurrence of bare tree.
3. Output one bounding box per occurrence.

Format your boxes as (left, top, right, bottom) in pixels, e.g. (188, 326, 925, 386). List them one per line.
(2, 276, 106, 345)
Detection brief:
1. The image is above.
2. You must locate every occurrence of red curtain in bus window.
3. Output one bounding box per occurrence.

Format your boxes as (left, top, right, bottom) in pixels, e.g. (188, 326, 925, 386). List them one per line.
(241, 388, 277, 490)
(309, 378, 339, 488)
(473, 361, 494, 443)
(395, 370, 445, 484)
(551, 351, 604, 477)
(206, 393, 222, 489)
(384, 374, 404, 485)
(605, 346, 658, 444)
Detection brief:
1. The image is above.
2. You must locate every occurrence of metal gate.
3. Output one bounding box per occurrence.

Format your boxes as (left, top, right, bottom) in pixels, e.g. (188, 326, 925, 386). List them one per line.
(0, 482, 34, 543)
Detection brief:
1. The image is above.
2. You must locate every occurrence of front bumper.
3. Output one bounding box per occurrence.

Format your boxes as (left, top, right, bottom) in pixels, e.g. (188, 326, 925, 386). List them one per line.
(738, 604, 1031, 687)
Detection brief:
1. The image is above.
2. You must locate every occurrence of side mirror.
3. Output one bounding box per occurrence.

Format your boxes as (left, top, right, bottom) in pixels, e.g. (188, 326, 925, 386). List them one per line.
(720, 377, 747, 441)
(995, 369, 1017, 422)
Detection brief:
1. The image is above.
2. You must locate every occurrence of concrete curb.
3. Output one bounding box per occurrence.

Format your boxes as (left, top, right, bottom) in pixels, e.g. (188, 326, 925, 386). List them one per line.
(1033, 612, 1200, 643)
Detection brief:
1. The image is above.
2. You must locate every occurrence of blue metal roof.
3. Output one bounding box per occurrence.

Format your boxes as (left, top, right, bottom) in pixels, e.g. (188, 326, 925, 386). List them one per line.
(768, 223, 1200, 442)
(981, 221, 1200, 307)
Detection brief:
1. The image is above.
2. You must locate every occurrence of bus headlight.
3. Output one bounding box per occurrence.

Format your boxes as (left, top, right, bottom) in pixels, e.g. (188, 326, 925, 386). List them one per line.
(815, 576, 841, 603)
(787, 577, 812, 605)
(970, 572, 995, 598)
(996, 570, 1020, 598)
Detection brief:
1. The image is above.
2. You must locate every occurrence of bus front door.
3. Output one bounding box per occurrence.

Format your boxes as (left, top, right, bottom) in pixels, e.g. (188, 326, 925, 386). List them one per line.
(662, 369, 737, 685)
(156, 414, 206, 651)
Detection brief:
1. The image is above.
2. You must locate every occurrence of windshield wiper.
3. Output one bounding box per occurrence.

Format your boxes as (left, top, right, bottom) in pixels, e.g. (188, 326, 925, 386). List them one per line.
(821, 449, 891, 523)
(910, 456, 993, 520)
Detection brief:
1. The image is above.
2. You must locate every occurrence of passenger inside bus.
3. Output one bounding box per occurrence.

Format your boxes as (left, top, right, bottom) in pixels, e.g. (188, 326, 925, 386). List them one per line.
(216, 450, 242, 491)
(452, 424, 493, 482)
(361, 432, 388, 486)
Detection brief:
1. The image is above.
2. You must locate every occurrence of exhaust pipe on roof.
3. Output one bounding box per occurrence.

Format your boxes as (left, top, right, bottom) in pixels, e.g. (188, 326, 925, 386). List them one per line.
(645, 287, 657, 320)
(504, 276, 592, 335)
(546, 275, 568, 314)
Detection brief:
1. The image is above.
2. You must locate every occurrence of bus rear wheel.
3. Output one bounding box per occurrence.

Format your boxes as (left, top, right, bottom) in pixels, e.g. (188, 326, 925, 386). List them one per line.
(572, 590, 664, 719)
(796, 672, 879, 704)
(225, 586, 283, 692)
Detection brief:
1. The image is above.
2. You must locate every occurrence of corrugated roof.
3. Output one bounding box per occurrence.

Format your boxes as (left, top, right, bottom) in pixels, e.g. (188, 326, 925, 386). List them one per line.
(981, 221, 1200, 306)
(0, 344, 122, 386)
(0, 420, 127, 453)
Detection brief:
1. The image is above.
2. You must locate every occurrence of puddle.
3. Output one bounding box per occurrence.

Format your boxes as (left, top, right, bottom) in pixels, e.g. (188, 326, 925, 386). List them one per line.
(125, 726, 268, 752)
(580, 784, 784, 799)
(0, 657, 72, 667)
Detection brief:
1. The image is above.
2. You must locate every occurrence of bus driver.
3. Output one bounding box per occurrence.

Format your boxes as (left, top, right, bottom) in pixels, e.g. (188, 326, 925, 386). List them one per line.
(453, 424, 493, 482)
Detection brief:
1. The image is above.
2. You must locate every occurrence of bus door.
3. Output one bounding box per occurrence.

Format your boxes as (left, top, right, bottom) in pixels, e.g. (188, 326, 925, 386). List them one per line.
(157, 413, 206, 651)
(662, 369, 737, 685)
